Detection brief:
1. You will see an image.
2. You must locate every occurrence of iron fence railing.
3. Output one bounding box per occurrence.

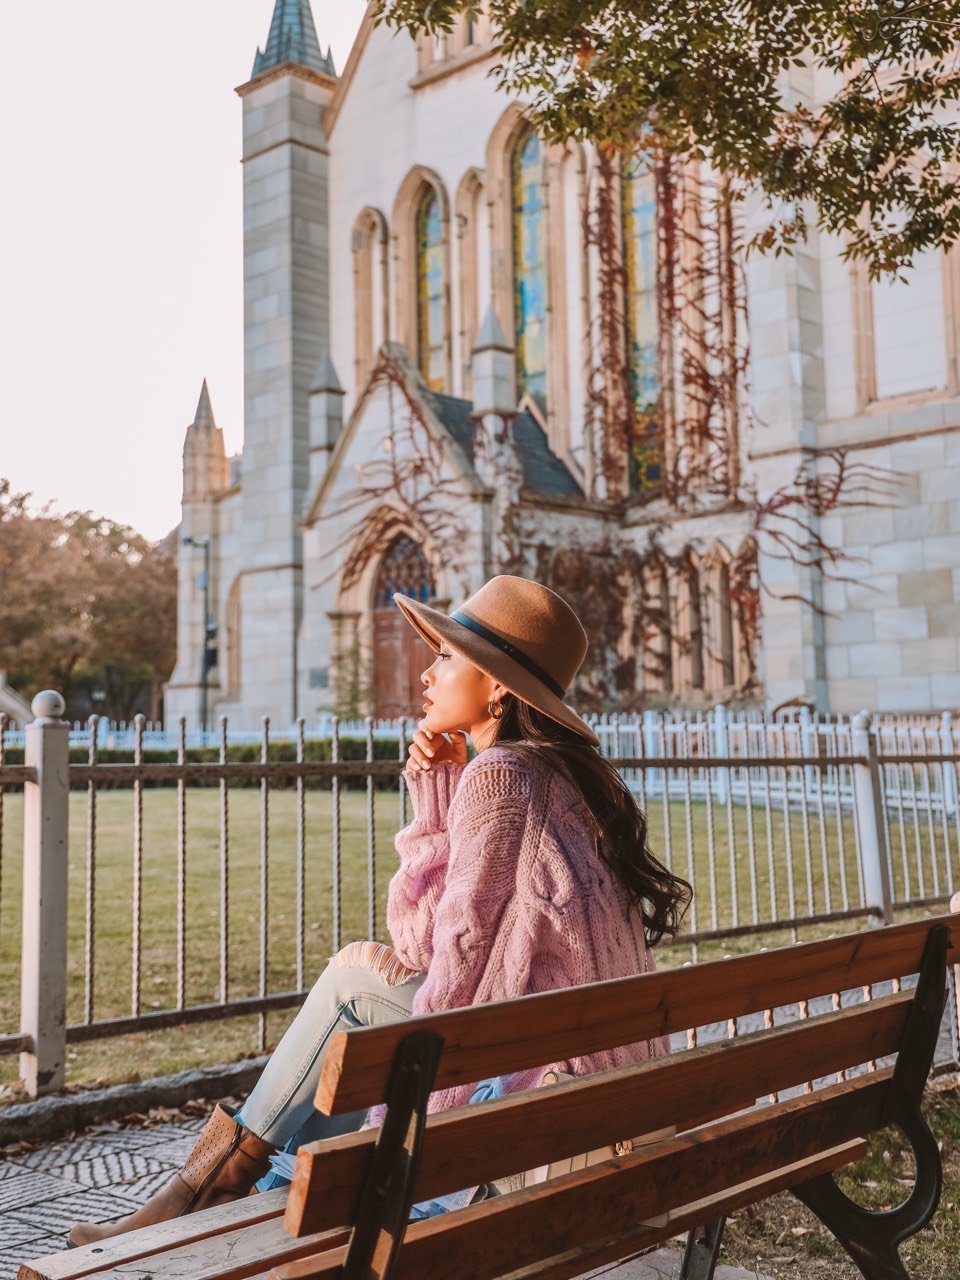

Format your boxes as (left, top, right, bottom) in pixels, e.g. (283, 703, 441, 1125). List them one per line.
(1, 694, 958, 1098)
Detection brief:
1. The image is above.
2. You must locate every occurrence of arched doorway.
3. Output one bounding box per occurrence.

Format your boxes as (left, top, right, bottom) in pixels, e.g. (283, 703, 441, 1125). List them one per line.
(372, 536, 436, 718)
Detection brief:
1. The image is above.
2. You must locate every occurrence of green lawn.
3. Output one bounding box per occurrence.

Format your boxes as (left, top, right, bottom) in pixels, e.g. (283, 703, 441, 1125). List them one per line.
(0, 779, 950, 1096)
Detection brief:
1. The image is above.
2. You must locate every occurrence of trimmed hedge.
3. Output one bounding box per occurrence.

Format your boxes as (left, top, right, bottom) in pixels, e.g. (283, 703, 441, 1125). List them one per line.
(0, 738, 407, 791)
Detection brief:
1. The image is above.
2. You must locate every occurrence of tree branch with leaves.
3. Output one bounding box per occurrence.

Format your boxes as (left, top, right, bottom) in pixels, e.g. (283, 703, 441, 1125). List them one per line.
(377, 0, 960, 275)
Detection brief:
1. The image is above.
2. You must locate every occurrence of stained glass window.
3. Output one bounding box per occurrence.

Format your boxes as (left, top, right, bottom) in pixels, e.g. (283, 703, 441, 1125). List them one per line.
(512, 129, 548, 403)
(623, 152, 664, 493)
(416, 190, 445, 391)
(374, 535, 435, 608)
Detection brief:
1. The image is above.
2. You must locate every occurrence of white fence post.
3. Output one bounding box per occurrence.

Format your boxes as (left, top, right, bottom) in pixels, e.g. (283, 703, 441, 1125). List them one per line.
(712, 704, 729, 804)
(643, 710, 661, 800)
(851, 709, 894, 925)
(799, 705, 818, 795)
(941, 712, 958, 818)
(20, 690, 70, 1096)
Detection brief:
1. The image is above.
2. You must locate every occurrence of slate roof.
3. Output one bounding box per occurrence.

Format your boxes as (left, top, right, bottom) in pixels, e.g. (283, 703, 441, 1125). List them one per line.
(426, 392, 584, 499)
(252, 0, 336, 78)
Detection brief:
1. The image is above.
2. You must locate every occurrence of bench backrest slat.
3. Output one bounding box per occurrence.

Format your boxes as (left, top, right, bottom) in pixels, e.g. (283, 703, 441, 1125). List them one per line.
(286, 988, 912, 1238)
(318, 912, 956, 1114)
(276, 1072, 890, 1280)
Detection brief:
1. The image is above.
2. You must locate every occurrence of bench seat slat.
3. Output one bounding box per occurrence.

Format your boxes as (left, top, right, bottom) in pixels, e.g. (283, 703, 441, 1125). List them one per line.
(18, 1191, 292, 1280)
(286, 989, 911, 1237)
(495, 1139, 868, 1280)
(317, 912, 956, 1114)
(275, 1071, 890, 1280)
(79, 1223, 348, 1280)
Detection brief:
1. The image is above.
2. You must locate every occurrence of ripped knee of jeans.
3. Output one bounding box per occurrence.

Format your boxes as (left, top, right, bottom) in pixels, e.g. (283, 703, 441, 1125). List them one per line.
(331, 940, 420, 988)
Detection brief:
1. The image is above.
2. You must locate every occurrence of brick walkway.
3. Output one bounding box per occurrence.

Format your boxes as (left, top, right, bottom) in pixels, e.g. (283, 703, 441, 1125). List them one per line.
(0, 1116, 206, 1278)
(1, 1115, 770, 1280)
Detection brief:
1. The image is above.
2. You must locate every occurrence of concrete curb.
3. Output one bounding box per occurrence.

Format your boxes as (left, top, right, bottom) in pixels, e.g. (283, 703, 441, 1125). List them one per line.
(0, 1056, 270, 1145)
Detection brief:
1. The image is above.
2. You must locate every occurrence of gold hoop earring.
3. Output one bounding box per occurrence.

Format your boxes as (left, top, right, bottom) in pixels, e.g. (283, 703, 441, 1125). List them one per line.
(488, 699, 503, 720)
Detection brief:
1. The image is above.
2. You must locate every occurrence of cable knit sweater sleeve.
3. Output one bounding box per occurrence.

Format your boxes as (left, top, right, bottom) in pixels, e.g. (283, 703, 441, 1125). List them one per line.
(410, 754, 536, 1110)
(386, 763, 464, 972)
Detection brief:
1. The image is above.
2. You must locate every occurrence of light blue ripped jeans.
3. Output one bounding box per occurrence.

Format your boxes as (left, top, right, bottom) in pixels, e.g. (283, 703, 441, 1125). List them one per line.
(234, 942, 503, 1217)
(235, 942, 424, 1192)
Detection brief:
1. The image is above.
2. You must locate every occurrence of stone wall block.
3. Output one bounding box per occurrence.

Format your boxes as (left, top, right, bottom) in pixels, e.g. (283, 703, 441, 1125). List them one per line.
(931, 674, 960, 705)
(927, 602, 960, 638)
(848, 642, 903, 677)
(921, 466, 958, 504)
(870, 539, 923, 575)
(827, 677, 878, 711)
(922, 535, 960, 570)
(873, 606, 928, 642)
(846, 574, 896, 612)
(843, 509, 896, 544)
(898, 567, 954, 608)
(823, 609, 875, 644)
(875, 675, 933, 711)
(901, 637, 959, 676)
(893, 503, 950, 539)
(889, 432, 945, 472)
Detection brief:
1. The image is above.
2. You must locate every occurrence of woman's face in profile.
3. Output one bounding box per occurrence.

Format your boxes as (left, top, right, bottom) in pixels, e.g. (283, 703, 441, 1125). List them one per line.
(419, 645, 495, 739)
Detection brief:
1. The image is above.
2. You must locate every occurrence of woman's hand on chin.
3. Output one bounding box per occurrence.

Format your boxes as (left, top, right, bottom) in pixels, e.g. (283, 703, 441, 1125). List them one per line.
(405, 726, 468, 773)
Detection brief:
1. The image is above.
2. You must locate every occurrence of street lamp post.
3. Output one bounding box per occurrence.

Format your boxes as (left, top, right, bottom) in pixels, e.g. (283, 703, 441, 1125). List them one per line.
(182, 536, 216, 737)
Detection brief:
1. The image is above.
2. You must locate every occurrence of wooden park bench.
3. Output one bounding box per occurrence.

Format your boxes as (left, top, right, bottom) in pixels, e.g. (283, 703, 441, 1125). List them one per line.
(20, 910, 957, 1280)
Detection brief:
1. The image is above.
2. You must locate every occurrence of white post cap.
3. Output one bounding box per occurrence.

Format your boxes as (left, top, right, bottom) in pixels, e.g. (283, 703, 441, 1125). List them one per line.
(31, 691, 66, 720)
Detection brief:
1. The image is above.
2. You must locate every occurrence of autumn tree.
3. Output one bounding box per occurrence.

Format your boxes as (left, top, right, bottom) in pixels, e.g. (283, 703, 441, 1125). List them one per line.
(375, 0, 960, 275)
(0, 480, 176, 720)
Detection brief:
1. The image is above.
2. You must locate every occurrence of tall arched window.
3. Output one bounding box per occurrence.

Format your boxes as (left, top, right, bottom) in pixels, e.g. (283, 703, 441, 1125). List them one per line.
(512, 129, 548, 403)
(623, 152, 664, 494)
(416, 190, 445, 391)
(373, 535, 435, 607)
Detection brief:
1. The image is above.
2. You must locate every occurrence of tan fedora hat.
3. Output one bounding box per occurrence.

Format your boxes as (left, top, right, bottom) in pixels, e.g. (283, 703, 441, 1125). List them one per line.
(393, 575, 599, 746)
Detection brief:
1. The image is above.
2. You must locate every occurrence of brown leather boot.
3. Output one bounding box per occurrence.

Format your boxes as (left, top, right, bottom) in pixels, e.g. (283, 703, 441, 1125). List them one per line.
(67, 1105, 275, 1247)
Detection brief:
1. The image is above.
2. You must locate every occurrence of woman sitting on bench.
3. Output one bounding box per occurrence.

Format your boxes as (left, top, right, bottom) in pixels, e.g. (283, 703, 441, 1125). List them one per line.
(69, 575, 691, 1245)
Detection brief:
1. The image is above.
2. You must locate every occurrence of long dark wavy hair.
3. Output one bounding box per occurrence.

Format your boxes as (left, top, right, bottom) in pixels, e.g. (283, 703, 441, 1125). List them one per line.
(492, 695, 691, 945)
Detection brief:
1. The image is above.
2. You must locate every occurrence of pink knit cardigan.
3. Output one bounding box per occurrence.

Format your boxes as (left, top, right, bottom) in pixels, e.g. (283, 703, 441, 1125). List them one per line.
(387, 745, 663, 1113)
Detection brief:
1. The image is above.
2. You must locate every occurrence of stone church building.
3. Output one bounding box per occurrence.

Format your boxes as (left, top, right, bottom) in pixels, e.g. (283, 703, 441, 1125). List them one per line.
(166, 0, 960, 728)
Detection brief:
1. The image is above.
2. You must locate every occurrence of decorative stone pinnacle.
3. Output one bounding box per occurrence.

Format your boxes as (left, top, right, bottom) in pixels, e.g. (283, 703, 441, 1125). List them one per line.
(193, 379, 216, 429)
(310, 348, 344, 395)
(472, 305, 512, 354)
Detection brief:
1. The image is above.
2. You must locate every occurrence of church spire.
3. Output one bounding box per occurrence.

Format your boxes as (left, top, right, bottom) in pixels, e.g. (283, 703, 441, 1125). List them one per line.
(193, 378, 216, 429)
(183, 380, 228, 501)
(252, 0, 336, 78)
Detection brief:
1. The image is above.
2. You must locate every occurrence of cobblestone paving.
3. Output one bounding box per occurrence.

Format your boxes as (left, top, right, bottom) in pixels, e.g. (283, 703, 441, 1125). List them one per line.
(0, 1115, 770, 1280)
(0, 1116, 206, 1280)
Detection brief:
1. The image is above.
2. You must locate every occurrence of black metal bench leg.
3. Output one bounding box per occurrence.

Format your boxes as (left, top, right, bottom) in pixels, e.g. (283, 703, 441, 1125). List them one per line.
(792, 926, 949, 1280)
(342, 1029, 445, 1280)
(679, 1218, 726, 1280)
(793, 1173, 910, 1280)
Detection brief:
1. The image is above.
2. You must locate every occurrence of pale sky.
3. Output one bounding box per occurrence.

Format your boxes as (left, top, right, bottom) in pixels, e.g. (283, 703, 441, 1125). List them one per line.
(0, 1, 367, 541)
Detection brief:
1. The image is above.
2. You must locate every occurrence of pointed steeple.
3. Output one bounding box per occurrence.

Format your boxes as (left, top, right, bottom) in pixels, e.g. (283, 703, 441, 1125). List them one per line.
(310, 347, 342, 395)
(252, 0, 336, 78)
(473, 304, 512, 354)
(193, 378, 216, 429)
(183, 381, 228, 500)
(472, 307, 516, 416)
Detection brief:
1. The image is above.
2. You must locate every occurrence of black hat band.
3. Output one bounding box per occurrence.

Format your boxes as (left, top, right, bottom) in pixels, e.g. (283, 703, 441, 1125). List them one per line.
(449, 611, 566, 700)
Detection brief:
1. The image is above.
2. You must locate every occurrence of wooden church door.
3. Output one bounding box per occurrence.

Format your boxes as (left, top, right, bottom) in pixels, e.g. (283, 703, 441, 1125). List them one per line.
(372, 536, 436, 719)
